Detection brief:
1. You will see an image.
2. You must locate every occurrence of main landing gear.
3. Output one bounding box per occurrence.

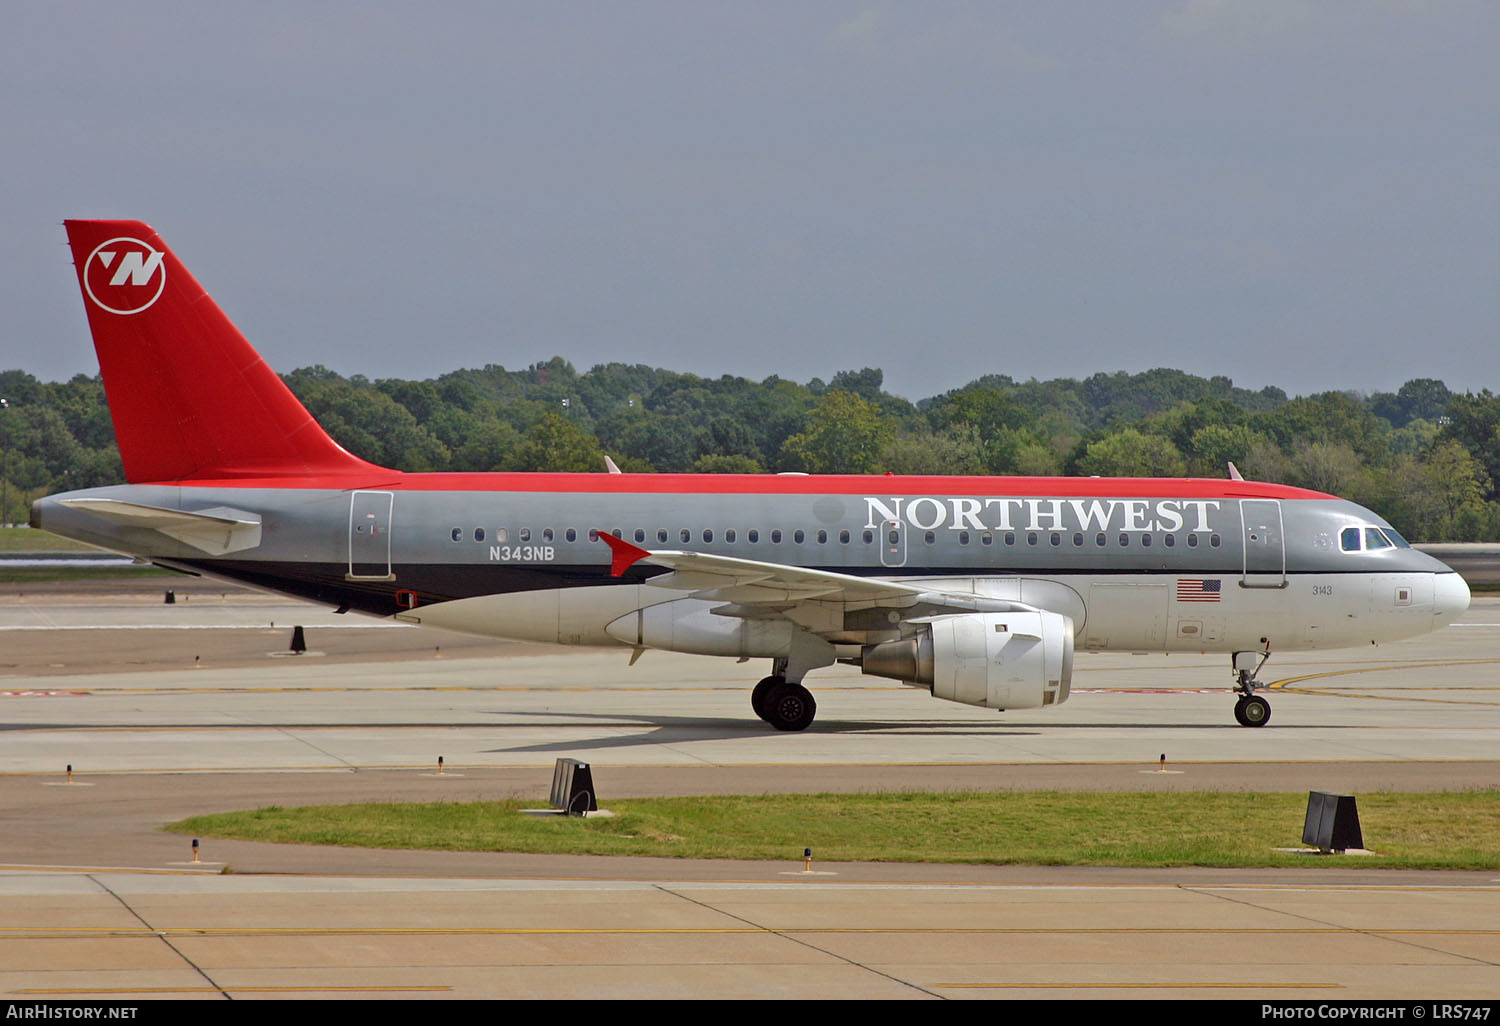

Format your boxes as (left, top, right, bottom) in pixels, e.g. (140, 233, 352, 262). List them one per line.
(751, 671, 817, 732)
(1232, 646, 1272, 728)
(749, 647, 829, 731)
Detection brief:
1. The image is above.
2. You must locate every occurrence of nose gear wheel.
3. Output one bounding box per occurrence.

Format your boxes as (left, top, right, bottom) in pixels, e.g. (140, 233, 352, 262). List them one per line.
(1234, 694, 1271, 727)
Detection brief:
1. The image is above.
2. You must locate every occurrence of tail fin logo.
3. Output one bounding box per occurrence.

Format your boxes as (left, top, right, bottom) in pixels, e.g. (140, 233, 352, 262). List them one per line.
(83, 237, 166, 315)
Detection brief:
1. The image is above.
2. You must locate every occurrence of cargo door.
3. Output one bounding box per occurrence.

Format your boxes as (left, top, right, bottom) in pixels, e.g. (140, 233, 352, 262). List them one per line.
(1085, 582, 1169, 651)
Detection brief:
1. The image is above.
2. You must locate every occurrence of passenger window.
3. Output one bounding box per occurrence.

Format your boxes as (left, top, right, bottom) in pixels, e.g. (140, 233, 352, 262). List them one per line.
(543, 528, 555, 543)
(924, 531, 936, 544)
(1164, 534, 1175, 548)
(611, 529, 622, 538)
(497, 528, 508, 543)
(1027, 532, 1038, 546)
(1141, 534, 1152, 548)
(840, 530, 850, 544)
(657, 529, 668, 543)
(816, 529, 828, 544)
(519, 527, 530, 542)
(1118, 534, 1129, 547)
(1095, 533, 1106, 547)
(958, 531, 970, 545)
(474, 527, 486, 542)
(702, 529, 714, 543)
(794, 530, 806, 543)
(451, 528, 462, 543)
(566, 529, 577, 542)
(726, 529, 737, 543)
(634, 529, 645, 543)
(772, 530, 782, 543)
(749, 530, 760, 543)
(1049, 532, 1061, 547)
(680, 528, 691, 544)
(1364, 528, 1393, 551)
(1187, 534, 1198, 548)
(1004, 532, 1015, 546)
(862, 530, 873, 544)
(1210, 534, 1221, 548)
(981, 532, 992, 546)
(1073, 533, 1083, 547)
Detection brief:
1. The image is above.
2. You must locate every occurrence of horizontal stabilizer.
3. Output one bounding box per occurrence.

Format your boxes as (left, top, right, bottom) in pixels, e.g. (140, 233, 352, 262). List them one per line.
(57, 498, 263, 555)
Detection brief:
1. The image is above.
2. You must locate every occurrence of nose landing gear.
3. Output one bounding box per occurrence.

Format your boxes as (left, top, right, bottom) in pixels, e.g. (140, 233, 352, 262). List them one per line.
(1232, 645, 1272, 727)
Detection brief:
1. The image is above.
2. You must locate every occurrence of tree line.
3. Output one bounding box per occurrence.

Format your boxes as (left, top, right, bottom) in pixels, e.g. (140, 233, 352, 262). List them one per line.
(2, 362, 1497, 542)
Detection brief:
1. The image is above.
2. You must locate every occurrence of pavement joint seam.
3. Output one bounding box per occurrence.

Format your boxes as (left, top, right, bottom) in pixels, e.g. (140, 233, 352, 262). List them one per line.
(1182, 883, 1500, 969)
(652, 883, 946, 1000)
(274, 726, 361, 770)
(88, 872, 231, 1000)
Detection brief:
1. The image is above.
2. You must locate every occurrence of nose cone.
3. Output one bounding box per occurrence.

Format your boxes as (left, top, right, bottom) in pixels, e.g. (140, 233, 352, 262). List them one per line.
(1433, 572, 1471, 627)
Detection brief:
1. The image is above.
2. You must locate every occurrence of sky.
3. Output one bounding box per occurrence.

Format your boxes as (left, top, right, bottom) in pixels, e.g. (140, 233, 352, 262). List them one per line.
(2, 1, 1496, 404)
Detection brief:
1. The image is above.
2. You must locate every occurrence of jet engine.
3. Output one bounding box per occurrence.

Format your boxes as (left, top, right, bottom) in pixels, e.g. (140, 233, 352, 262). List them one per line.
(859, 611, 1073, 710)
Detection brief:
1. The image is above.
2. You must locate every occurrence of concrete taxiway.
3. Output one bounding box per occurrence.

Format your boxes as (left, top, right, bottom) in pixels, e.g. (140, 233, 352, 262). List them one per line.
(2, 581, 1498, 999)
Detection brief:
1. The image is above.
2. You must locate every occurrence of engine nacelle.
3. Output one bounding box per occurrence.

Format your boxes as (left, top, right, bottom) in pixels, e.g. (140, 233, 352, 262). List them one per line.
(860, 611, 1073, 710)
(604, 598, 794, 657)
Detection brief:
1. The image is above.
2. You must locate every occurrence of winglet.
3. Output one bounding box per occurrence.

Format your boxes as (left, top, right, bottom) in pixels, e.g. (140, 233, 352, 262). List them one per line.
(1227, 461, 1245, 481)
(597, 531, 651, 577)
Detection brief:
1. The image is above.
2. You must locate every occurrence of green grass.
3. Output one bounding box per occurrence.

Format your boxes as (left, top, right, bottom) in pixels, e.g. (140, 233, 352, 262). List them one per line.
(0, 564, 174, 583)
(168, 791, 1500, 870)
(0, 526, 102, 553)
(0, 525, 176, 581)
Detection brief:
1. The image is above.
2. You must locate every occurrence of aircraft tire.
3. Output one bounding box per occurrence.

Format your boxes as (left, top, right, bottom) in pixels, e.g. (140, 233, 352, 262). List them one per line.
(765, 682, 816, 732)
(1237, 695, 1271, 728)
(751, 675, 783, 722)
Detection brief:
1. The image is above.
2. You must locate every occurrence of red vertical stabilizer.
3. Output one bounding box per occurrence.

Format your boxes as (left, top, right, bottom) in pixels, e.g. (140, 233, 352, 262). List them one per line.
(63, 219, 385, 483)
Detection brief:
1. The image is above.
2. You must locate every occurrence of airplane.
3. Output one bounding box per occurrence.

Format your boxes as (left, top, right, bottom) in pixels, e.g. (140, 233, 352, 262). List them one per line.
(30, 219, 1471, 731)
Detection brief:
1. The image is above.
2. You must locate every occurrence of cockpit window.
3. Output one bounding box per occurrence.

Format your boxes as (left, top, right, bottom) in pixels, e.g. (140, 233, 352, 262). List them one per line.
(1342, 525, 1404, 552)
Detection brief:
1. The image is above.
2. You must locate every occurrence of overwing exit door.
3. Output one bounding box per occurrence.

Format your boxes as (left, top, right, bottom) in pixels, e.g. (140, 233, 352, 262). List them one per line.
(879, 519, 906, 568)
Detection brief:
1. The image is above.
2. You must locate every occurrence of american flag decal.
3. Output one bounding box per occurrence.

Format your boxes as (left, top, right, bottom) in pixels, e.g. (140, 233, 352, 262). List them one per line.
(1177, 578, 1222, 602)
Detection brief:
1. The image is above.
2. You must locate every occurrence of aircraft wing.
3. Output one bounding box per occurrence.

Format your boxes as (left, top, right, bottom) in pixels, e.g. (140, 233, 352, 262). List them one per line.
(597, 532, 1035, 627)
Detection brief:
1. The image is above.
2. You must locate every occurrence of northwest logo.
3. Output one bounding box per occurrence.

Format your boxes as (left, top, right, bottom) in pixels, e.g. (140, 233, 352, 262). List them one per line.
(83, 237, 166, 315)
(864, 496, 1223, 534)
